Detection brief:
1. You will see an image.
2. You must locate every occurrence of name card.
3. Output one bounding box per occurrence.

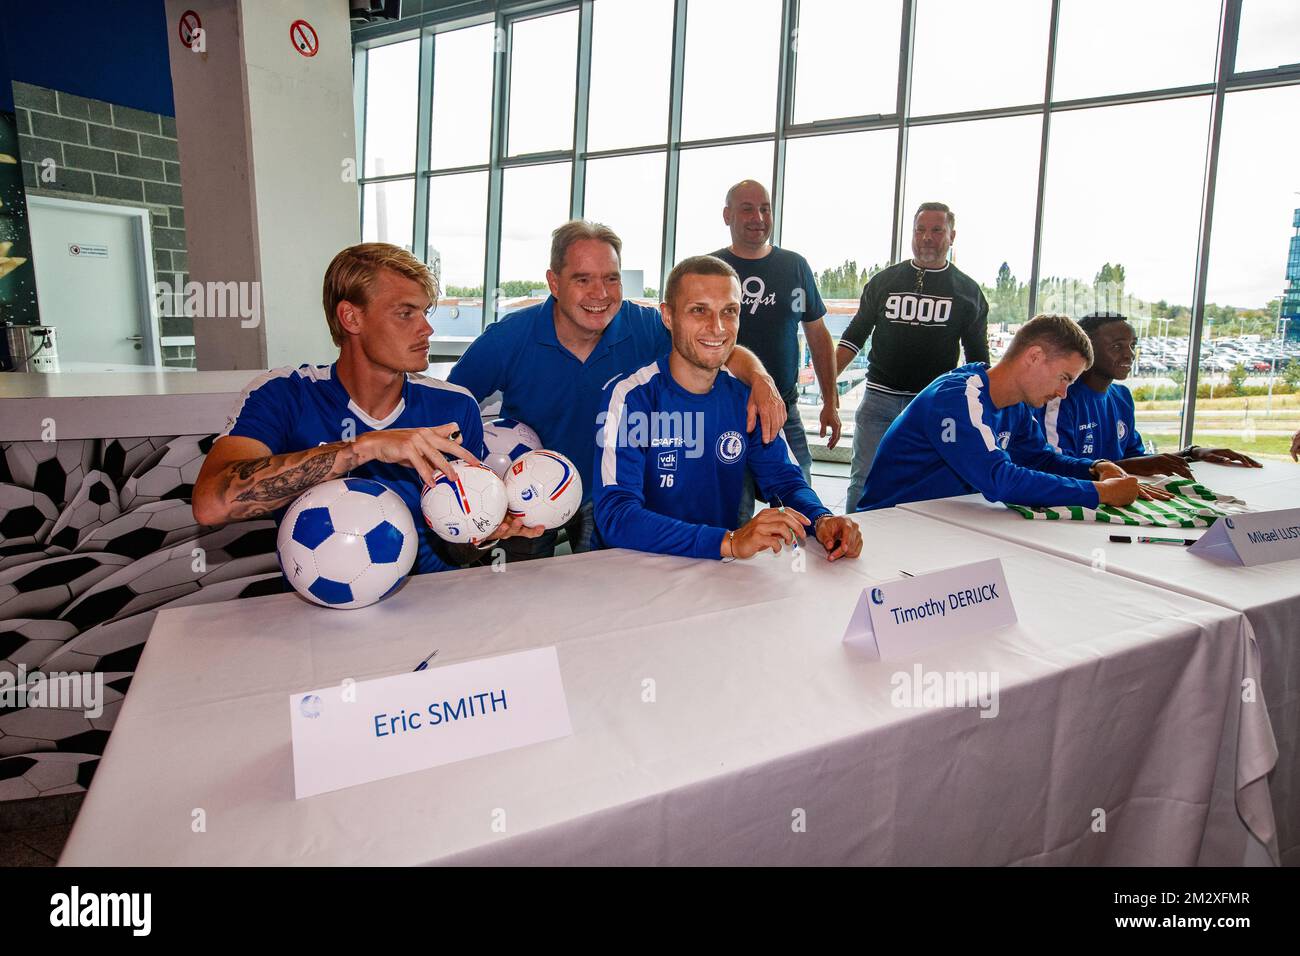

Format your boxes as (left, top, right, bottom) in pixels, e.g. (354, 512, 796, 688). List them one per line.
(1189, 509, 1300, 567)
(289, 646, 572, 799)
(842, 558, 1018, 660)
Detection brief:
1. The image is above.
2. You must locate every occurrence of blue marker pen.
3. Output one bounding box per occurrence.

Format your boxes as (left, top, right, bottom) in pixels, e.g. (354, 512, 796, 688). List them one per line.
(414, 649, 439, 672)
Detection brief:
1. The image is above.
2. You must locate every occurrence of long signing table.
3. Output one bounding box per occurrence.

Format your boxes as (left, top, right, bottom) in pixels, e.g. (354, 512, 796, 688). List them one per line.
(60, 505, 1275, 865)
(897, 460, 1299, 864)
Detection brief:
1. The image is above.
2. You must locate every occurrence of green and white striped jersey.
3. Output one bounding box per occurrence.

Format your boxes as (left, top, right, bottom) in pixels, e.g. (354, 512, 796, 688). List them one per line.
(1006, 478, 1249, 528)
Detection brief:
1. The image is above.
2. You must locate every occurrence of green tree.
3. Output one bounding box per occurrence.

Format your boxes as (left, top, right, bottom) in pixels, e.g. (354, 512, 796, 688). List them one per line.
(1227, 363, 1248, 396)
(1093, 262, 1126, 312)
(1282, 358, 1300, 390)
(816, 260, 883, 298)
(986, 262, 1028, 328)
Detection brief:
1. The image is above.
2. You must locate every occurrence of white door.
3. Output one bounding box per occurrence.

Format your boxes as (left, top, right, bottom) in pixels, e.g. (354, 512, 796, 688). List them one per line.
(27, 196, 159, 366)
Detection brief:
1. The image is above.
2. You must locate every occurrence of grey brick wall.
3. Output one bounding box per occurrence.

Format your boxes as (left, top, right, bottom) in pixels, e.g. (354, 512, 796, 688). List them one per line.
(11, 81, 193, 364)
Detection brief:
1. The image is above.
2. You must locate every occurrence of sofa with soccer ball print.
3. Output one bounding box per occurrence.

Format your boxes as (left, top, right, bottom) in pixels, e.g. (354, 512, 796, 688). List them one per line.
(0, 434, 283, 805)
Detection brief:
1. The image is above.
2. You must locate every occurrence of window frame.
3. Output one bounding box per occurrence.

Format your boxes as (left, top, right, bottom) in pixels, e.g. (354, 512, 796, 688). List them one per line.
(352, 0, 1300, 447)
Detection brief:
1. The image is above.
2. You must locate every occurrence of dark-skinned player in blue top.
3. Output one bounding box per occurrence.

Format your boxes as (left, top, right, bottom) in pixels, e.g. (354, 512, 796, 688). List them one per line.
(595, 255, 863, 562)
(1036, 311, 1261, 475)
(856, 313, 1157, 513)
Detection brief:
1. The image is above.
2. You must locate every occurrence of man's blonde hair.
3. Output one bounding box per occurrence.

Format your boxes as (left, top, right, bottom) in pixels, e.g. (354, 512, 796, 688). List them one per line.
(321, 243, 438, 346)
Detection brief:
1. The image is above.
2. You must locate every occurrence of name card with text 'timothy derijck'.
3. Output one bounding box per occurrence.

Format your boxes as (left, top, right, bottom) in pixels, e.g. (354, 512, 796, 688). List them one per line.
(289, 646, 572, 799)
(842, 558, 1018, 660)
(1188, 509, 1300, 567)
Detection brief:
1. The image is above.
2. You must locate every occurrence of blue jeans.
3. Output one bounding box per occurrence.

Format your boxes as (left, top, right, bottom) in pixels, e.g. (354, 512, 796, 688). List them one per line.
(846, 388, 916, 512)
(738, 398, 813, 525)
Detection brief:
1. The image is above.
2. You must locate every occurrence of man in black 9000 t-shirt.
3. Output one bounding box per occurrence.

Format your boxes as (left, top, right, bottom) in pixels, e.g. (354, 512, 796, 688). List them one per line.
(836, 201, 990, 510)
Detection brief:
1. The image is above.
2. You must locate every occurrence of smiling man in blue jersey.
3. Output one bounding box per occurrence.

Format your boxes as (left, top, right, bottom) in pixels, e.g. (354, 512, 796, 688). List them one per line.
(594, 255, 863, 562)
(193, 243, 540, 575)
(857, 313, 1147, 513)
(449, 220, 788, 560)
(1036, 311, 1261, 475)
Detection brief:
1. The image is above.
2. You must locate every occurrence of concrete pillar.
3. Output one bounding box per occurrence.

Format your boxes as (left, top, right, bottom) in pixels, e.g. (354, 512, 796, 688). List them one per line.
(165, 0, 359, 371)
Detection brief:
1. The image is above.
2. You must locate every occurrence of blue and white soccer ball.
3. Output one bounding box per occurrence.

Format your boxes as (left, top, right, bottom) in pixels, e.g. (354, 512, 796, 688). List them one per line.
(276, 478, 416, 609)
(482, 417, 542, 479)
(420, 460, 507, 546)
(504, 450, 582, 531)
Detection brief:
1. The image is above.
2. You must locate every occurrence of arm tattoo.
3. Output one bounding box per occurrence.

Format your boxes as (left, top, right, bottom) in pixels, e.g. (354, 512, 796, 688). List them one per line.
(233, 450, 339, 504)
(233, 456, 273, 480)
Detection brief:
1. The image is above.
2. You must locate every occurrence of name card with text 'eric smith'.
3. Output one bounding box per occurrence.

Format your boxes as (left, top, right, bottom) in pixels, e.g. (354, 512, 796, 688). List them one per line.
(1188, 509, 1300, 567)
(843, 558, 1017, 660)
(289, 646, 572, 799)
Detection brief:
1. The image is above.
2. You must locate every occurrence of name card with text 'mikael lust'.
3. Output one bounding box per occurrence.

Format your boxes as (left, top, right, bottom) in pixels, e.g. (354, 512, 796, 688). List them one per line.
(1188, 509, 1300, 567)
(842, 558, 1018, 660)
(289, 646, 572, 799)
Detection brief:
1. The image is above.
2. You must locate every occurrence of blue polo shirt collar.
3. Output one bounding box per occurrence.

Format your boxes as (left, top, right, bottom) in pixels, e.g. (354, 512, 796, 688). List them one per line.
(533, 296, 635, 360)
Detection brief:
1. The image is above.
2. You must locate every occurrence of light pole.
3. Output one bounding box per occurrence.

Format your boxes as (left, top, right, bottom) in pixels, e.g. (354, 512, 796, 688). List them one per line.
(1267, 315, 1291, 415)
(1205, 317, 1215, 400)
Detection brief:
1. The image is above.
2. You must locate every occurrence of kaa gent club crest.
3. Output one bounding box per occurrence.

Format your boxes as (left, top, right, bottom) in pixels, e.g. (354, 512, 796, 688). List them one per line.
(716, 431, 745, 463)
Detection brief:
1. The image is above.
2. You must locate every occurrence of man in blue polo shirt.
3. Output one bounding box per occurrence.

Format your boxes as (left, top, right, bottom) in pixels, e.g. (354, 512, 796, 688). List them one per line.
(193, 243, 539, 576)
(449, 220, 788, 559)
(1036, 311, 1261, 475)
(594, 255, 862, 562)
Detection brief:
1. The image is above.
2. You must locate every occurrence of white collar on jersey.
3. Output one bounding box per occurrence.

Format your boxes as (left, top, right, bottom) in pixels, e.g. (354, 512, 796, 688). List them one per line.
(347, 397, 406, 430)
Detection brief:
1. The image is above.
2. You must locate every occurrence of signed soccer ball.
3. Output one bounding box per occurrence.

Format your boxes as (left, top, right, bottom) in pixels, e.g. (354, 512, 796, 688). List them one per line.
(481, 418, 542, 479)
(503, 450, 582, 531)
(277, 478, 416, 609)
(420, 461, 507, 546)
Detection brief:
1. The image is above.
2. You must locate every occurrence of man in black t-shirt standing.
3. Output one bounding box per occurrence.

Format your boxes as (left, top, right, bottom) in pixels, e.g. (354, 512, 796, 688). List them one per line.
(837, 202, 990, 510)
(712, 179, 839, 522)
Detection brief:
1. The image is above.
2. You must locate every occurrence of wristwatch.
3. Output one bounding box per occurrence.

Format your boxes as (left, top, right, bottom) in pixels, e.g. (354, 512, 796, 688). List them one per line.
(1088, 460, 1113, 480)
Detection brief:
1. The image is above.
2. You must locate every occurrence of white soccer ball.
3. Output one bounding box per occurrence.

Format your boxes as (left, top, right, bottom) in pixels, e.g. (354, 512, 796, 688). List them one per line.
(482, 417, 542, 479)
(277, 478, 417, 610)
(420, 460, 507, 546)
(503, 450, 582, 531)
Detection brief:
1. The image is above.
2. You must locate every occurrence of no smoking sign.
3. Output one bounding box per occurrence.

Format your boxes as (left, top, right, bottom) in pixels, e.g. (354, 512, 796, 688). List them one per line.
(290, 19, 318, 57)
(177, 9, 201, 49)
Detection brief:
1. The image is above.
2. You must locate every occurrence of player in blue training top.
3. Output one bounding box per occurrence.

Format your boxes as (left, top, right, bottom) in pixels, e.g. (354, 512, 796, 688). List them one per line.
(448, 220, 788, 561)
(857, 313, 1151, 513)
(1036, 311, 1261, 476)
(594, 255, 863, 562)
(193, 243, 541, 575)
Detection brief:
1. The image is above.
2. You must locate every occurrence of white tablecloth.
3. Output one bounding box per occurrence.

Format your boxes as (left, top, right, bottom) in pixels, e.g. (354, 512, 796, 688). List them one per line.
(60, 508, 1274, 866)
(897, 460, 1299, 863)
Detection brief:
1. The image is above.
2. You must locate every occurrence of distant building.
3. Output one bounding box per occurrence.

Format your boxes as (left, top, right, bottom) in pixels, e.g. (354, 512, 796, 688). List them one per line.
(1283, 208, 1300, 343)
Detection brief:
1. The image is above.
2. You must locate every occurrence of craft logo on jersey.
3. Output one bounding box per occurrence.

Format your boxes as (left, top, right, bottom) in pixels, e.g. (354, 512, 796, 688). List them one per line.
(716, 431, 745, 464)
(997, 431, 1011, 450)
(657, 450, 678, 472)
(883, 293, 953, 326)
